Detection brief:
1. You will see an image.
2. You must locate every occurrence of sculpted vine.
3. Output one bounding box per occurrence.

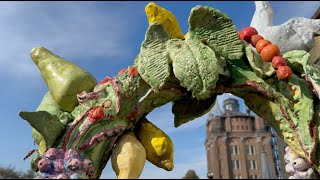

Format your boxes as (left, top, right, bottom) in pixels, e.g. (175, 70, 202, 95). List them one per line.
(20, 2, 320, 179)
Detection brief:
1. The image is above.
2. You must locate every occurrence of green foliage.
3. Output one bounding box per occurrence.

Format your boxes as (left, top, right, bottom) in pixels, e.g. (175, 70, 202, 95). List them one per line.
(182, 169, 199, 179)
(0, 165, 36, 179)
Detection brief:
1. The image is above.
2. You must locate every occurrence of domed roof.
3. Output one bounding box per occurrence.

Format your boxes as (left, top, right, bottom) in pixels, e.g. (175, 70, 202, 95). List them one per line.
(208, 100, 223, 117)
(222, 97, 247, 117)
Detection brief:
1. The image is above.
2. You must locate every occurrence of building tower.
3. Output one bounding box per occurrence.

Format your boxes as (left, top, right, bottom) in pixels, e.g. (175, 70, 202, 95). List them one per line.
(205, 98, 287, 179)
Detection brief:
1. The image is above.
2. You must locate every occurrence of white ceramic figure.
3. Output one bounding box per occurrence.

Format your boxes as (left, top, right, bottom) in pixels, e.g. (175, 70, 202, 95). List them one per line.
(250, 1, 320, 53)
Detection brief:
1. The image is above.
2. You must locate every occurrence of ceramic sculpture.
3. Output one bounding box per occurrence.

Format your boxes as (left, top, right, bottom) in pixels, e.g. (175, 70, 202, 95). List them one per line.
(20, 2, 320, 179)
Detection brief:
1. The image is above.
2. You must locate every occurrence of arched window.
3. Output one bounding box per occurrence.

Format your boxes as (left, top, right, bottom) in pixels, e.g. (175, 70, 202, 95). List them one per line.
(229, 138, 240, 156)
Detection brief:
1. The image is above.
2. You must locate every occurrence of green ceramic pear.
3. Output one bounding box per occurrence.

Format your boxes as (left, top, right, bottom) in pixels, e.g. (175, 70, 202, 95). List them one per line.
(30, 47, 97, 112)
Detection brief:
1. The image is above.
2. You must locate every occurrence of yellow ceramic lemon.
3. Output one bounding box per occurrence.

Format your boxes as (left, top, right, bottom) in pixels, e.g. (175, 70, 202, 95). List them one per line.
(136, 118, 174, 171)
(145, 2, 184, 39)
(111, 131, 146, 179)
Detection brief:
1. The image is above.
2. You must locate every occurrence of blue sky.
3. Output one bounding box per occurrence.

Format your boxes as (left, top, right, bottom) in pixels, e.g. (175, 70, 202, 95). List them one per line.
(0, 1, 319, 179)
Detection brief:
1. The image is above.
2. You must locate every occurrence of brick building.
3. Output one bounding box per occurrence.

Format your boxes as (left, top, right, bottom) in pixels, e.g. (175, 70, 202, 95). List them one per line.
(205, 98, 287, 179)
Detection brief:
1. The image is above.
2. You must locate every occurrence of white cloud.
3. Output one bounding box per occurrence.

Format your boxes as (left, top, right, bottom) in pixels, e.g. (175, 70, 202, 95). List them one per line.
(0, 1, 146, 81)
(272, 1, 320, 25)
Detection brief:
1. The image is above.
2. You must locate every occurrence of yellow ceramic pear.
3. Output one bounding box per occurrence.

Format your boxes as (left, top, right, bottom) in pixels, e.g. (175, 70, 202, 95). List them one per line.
(30, 47, 97, 112)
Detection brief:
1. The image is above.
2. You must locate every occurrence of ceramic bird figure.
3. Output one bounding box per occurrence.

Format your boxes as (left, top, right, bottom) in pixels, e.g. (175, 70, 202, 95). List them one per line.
(250, 1, 320, 53)
(284, 146, 319, 179)
(292, 158, 310, 171)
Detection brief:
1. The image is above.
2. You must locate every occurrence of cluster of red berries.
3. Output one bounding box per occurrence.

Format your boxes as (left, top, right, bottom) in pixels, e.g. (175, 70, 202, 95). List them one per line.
(239, 27, 293, 80)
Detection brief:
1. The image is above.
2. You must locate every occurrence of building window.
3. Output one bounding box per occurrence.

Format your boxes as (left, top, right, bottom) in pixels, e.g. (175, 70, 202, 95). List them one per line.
(234, 175, 242, 179)
(237, 125, 239, 129)
(248, 145, 256, 155)
(249, 160, 258, 170)
(226, 104, 232, 111)
(249, 174, 258, 179)
(274, 151, 279, 159)
(233, 160, 241, 170)
(231, 145, 240, 155)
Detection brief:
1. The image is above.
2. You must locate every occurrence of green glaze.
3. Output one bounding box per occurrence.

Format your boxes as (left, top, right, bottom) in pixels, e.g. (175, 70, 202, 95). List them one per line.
(20, 4, 320, 178)
(277, 75, 315, 159)
(305, 63, 320, 98)
(283, 50, 310, 75)
(244, 41, 275, 78)
(242, 93, 303, 158)
(315, 101, 320, 172)
(167, 39, 221, 100)
(19, 111, 65, 148)
(222, 61, 317, 162)
(26, 92, 73, 146)
(172, 95, 217, 127)
(137, 23, 171, 92)
(188, 5, 244, 61)
(36, 91, 74, 126)
(30, 47, 98, 112)
(30, 152, 41, 172)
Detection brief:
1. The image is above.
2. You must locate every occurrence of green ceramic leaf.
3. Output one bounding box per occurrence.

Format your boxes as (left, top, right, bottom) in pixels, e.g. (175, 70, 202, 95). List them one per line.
(243, 93, 304, 158)
(226, 62, 316, 161)
(244, 41, 275, 78)
(19, 111, 65, 148)
(276, 75, 315, 158)
(314, 102, 320, 171)
(283, 50, 310, 75)
(37, 91, 64, 114)
(167, 39, 220, 100)
(305, 63, 320, 99)
(31, 92, 73, 145)
(188, 5, 243, 60)
(137, 22, 171, 92)
(172, 95, 217, 127)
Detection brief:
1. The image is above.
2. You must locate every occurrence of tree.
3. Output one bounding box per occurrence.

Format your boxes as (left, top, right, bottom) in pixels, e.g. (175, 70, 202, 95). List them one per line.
(182, 169, 200, 179)
(21, 169, 37, 179)
(0, 165, 36, 179)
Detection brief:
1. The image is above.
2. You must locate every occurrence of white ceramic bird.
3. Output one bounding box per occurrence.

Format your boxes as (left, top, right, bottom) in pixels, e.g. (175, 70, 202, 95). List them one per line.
(284, 146, 319, 179)
(295, 168, 316, 179)
(250, 1, 320, 53)
(292, 158, 310, 171)
(285, 163, 295, 174)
